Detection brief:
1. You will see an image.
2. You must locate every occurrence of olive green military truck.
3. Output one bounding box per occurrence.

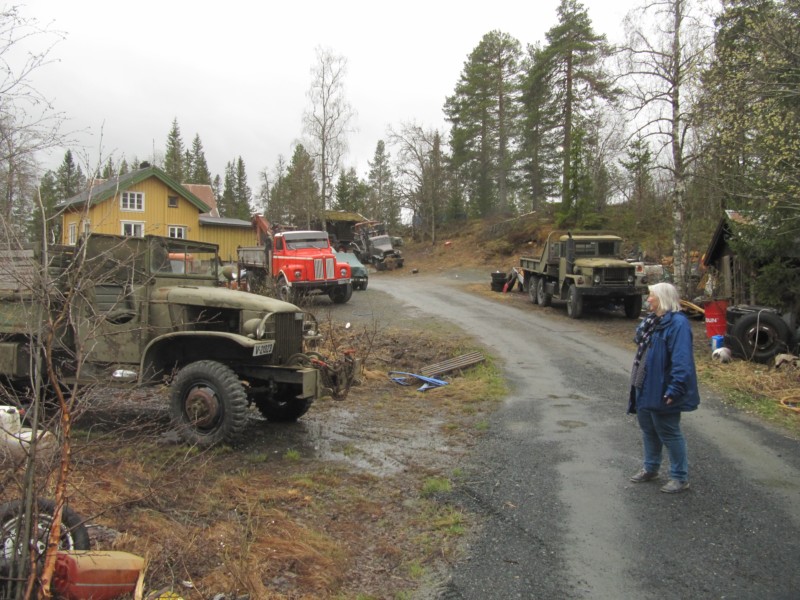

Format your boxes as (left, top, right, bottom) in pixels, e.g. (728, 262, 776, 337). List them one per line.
(0, 234, 355, 446)
(519, 230, 646, 319)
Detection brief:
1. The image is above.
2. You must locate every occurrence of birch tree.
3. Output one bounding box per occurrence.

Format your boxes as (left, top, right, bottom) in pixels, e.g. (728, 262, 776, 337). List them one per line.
(618, 0, 712, 294)
(302, 47, 355, 227)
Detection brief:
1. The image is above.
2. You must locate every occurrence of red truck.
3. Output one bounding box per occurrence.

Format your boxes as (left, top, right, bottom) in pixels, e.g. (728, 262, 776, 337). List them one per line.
(237, 230, 353, 304)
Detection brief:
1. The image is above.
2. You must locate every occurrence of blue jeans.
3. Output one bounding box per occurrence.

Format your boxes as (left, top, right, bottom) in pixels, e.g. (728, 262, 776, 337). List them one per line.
(636, 408, 688, 482)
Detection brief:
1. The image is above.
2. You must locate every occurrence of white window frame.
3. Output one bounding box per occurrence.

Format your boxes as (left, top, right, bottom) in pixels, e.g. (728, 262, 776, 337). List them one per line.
(68, 223, 77, 245)
(168, 225, 186, 239)
(82, 220, 91, 236)
(121, 191, 144, 212)
(121, 221, 145, 238)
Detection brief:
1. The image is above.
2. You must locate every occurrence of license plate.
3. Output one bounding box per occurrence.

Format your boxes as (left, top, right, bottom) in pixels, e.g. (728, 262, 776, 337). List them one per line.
(253, 341, 274, 356)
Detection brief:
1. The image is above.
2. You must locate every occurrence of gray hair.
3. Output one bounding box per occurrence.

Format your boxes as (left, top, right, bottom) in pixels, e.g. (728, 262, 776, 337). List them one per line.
(648, 282, 682, 313)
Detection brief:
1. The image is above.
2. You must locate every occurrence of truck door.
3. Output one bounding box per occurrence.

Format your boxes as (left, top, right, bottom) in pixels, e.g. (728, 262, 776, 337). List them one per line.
(74, 282, 144, 367)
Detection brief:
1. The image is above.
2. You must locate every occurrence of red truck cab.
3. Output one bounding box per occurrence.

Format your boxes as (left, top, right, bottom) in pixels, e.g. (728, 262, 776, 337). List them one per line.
(271, 230, 353, 304)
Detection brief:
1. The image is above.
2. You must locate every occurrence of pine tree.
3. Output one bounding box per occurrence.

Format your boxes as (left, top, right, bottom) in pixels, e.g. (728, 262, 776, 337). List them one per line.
(219, 162, 236, 218)
(164, 117, 185, 183)
(188, 134, 212, 185)
(540, 0, 615, 219)
(232, 157, 252, 219)
(366, 141, 394, 221)
(56, 150, 85, 199)
(285, 144, 320, 228)
(445, 30, 523, 217)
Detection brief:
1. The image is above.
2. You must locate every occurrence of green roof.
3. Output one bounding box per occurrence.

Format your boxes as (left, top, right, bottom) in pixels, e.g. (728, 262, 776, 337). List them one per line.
(325, 210, 367, 222)
(57, 165, 211, 213)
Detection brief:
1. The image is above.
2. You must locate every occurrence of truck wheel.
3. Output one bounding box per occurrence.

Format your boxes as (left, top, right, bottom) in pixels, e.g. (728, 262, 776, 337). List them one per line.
(730, 311, 790, 363)
(276, 276, 293, 303)
(528, 276, 539, 304)
(252, 393, 313, 422)
(567, 285, 583, 319)
(624, 295, 643, 319)
(0, 498, 90, 560)
(537, 277, 552, 307)
(329, 283, 353, 304)
(169, 360, 249, 446)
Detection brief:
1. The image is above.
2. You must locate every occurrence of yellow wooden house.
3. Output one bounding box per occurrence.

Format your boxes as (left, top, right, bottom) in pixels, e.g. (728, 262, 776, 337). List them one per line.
(59, 165, 257, 261)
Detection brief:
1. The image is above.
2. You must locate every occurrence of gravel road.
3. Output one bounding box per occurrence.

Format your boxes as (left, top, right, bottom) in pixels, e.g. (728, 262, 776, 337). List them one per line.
(335, 269, 800, 600)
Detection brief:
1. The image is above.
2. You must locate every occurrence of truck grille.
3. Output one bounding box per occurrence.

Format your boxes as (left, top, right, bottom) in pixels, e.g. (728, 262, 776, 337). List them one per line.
(602, 268, 631, 285)
(274, 312, 303, 362)
(313, 258, 336, 280)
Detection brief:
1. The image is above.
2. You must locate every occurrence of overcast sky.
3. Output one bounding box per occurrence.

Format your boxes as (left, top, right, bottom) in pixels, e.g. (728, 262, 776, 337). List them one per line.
(24, 0, 641, 186)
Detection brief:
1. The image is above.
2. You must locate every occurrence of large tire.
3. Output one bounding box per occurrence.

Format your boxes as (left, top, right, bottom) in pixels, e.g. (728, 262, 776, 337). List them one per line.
(567, 284, 583, 319)
(252, 393, 313, 422)
(0, 498, 90, 561)
(624, 294, 643, 319)
(329, 283, 353, 304)
(528, 276, 539, 305)
(729, 311, 790, 363)
(169, 360, 249, 446)
(537, 277, 552, 307)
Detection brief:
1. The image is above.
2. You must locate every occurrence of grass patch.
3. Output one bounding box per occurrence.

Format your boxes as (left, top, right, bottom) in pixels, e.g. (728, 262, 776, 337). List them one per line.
(698, 357, 800, 437)
(283, 448, 301, 461)
(421, 477, 452, 497)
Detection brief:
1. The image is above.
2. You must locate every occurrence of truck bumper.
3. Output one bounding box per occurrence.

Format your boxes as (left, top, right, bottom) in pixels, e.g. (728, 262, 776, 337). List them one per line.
(290, 280, 350, 293)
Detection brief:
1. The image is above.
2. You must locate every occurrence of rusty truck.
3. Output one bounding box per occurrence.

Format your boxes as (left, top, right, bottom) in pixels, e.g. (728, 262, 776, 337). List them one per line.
(0, 234, 356, 446)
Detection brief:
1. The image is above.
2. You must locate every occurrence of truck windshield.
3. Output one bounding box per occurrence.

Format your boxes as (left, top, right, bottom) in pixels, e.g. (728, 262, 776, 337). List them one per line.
(152, 239, 219, 278)
(286, 238, 329, 250)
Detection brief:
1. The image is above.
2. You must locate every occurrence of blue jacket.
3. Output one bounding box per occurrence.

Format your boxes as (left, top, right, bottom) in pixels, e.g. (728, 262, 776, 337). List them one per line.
(628, 311, 700, 414)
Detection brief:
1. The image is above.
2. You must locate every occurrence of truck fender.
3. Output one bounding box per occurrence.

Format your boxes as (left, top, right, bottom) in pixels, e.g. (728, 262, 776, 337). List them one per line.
(139, 332, 267, 383)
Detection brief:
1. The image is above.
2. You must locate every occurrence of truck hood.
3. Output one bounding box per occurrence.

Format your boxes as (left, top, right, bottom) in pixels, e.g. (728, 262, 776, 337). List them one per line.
(153, 285, 300, 313)
(574, 258, 634, 269)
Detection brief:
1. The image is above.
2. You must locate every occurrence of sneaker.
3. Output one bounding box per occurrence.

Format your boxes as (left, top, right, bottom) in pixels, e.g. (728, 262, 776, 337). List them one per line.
(629, 469, 659, 483)
(660, 479, 690, 494)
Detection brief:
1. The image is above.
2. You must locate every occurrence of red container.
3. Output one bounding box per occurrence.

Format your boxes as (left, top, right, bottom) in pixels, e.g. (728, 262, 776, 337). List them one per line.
(52, 550, 144, 600)
(704, 300, 729, 338)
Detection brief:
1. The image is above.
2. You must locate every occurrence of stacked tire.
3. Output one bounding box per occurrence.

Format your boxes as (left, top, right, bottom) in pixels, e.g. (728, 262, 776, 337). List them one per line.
(491, 271, 507, 292)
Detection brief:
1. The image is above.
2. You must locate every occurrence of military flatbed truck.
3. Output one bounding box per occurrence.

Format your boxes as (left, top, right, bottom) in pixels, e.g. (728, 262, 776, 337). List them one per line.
(519, 231, 646, 319)
(0, 234, 356, 446)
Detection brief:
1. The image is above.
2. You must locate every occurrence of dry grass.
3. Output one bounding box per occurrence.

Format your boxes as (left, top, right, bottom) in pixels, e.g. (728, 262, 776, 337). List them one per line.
(0, 320, 504, 599)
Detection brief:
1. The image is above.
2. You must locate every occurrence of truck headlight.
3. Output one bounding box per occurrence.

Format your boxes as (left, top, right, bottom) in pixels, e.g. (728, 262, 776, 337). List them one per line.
(243, 317, 266, 339)
(293, 269, 302, 279)
(628, 275, 635, 284)
(340, 267, 347, 277)
(594, 274, 601, 284)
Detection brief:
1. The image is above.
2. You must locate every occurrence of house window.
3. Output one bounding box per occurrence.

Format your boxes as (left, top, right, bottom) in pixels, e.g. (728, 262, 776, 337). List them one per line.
(68, 223, 77, 245)
(121, 191, 144, 211)
(83, 221, 91, 236)
(168, 226, 186, 239)
(121, 221, 144, 237)
(168, 195, 179, 208)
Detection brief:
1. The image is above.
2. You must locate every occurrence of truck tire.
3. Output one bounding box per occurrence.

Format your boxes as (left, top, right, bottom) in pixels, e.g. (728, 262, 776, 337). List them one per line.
(528, 276, 539, 304)
(729, 311, 790, 363)
(169, 360, 249, 446)
(624, 294, 643, 319)
(329, 283, 353, 304)
(252, 394, 313, 422)
(567, 284, 583, 319)
(537, 277, 552, 307)
(276, 276, 294, 303)
(0, 498, 90, 560)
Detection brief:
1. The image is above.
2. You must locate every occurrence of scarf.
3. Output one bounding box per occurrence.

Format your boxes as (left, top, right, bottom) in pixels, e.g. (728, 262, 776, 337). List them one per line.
(630, 312, 662, 390)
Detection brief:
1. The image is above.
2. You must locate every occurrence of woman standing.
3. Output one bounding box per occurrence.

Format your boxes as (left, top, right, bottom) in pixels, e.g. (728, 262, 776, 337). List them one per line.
(628, 282, 700, 493)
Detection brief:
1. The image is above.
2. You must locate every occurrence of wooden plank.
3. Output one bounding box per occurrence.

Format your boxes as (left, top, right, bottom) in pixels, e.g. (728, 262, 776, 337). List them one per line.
(419, 351, 485, 378)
